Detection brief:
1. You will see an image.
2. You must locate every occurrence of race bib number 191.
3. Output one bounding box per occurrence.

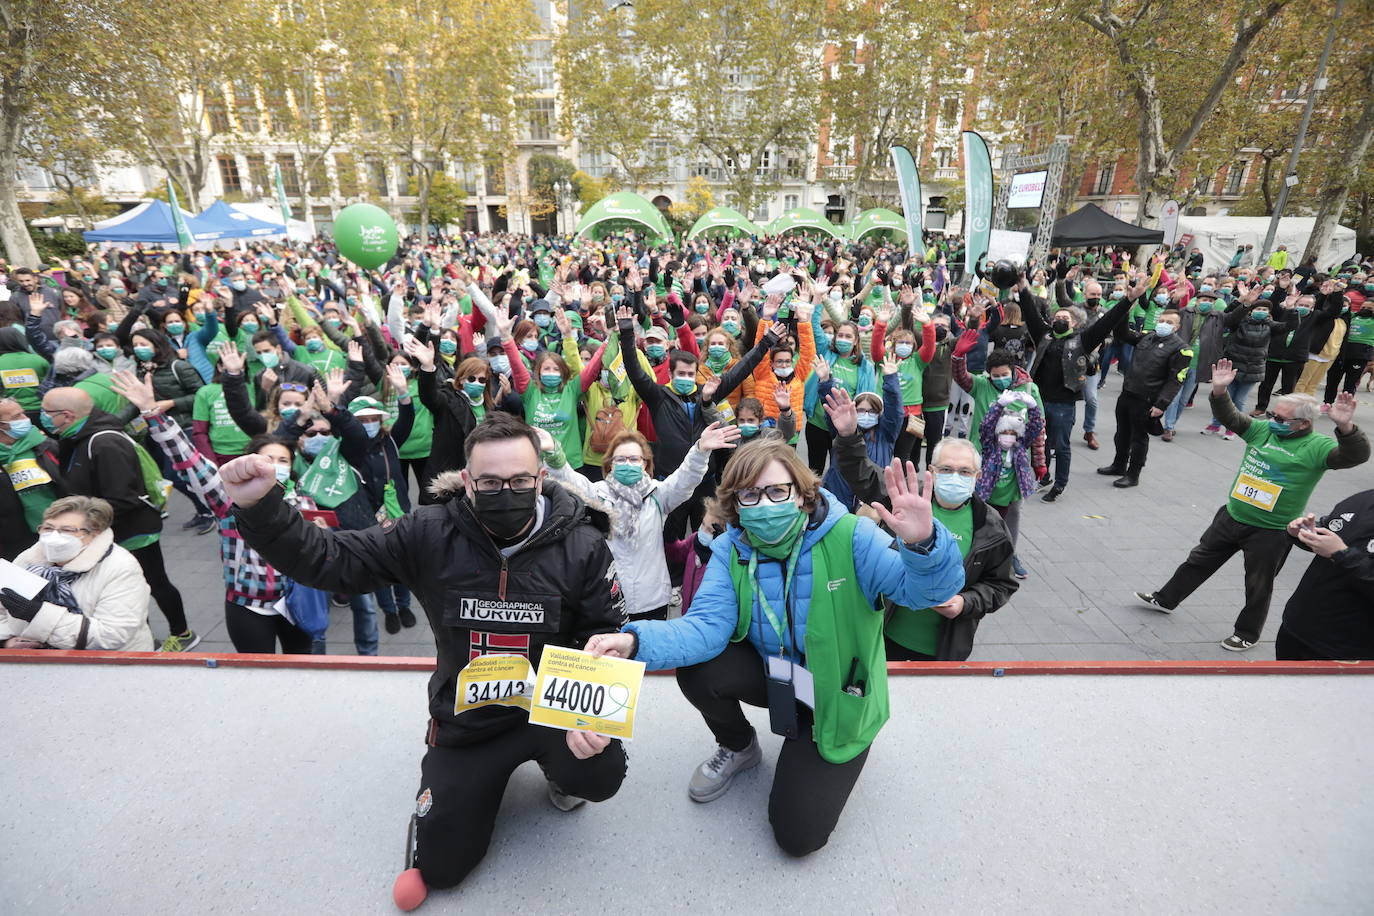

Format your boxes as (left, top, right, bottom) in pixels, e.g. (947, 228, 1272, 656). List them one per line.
(1232, 473, 1281, 511)
(529, 645, 645, 740)
(455, 654, 535, 715)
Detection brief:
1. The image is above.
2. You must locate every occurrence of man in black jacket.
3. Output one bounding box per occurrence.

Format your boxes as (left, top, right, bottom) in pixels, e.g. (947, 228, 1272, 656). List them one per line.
(249, 329, 323, 403)
(0, 397, 65, 560)
(1276, 489, 1374, 659)
(828, 392, 1017, 661)
(224, 412, 628, 909)
(1019, 270, 1139, 502)
(1098, 308, 1192, 488)
(39, 387, 197, 650)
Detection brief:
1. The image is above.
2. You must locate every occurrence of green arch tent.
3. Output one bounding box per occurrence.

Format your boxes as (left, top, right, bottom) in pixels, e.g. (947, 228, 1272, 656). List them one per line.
(573, 191, 673, 242)
(849, 208, 908, 242)
(686, 206, 762, 239)
(767, 207, 841, 239)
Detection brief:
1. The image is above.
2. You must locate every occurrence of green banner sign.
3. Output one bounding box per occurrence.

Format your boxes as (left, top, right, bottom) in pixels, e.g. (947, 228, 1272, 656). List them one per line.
(962, 131, 993, 278)
(296, 438, 358, 508)
(166, 179, 194, 249)
(888, 145, 923, 248)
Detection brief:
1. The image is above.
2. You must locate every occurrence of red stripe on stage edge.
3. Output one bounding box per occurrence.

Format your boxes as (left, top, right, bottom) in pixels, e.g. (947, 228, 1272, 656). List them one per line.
(0, 652, 1369, 676)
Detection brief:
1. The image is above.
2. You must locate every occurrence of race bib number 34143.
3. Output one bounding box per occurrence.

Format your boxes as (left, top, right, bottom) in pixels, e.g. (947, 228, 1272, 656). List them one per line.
(455, 654, 535, 715)
(529, 646, 646, 741)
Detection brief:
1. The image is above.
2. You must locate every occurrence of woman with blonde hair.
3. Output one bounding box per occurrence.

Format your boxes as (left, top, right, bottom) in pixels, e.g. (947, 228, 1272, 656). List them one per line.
(1, 496, 153, 650)
(587, 440, 963, 855)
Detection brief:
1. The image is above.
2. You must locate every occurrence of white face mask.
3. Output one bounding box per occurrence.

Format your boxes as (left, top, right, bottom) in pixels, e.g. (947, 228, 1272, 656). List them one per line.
(40, 531, 84, 564)
(997, 433, 1018, 450)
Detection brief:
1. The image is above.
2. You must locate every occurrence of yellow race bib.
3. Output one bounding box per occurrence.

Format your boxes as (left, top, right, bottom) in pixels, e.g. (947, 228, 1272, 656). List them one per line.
(5, 458, 52, 491)
(1231, 473, 1282, 512)
(0, 367, 39, 389)
(454, 654, 535, 715)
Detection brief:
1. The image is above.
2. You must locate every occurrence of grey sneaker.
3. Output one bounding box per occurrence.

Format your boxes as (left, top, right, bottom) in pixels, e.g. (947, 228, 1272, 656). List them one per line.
(158, 631, 202, 653)
(688, 736, 762, 803)
(547, 781, 586, 812)
(1221, 635, 1256, 652)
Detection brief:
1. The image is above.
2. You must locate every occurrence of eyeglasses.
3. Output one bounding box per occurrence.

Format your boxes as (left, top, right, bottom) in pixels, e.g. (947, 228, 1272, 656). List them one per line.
(735, 483, 795, 506)
(463, 375, 489, 385)
(932, 465, 978, 478)
(472, 475, 538, 493)
(38, 525, 90, 536)
(303, 430, 330, 439)
(611, 455, 644, 466)
(279, 383, 308, 394)
(1264, 412, 1296, 423)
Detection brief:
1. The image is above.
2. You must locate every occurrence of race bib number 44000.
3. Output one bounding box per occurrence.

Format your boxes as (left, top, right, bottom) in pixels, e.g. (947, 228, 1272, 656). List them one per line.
(529, 646, 645, 741)
(455, 654, 535, 715)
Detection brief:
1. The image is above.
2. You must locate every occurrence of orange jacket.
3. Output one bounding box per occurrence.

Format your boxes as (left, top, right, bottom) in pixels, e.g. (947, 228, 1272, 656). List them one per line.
(751, 318, 815, 420)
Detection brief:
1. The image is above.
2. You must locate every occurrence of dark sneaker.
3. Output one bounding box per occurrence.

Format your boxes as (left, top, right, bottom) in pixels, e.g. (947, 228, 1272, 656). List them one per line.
(1221, 635, 1256, 652)
(181, 514, 205, 530)
(1134, 591, 1170, 613)
(1042, 486, 1064, 503)
(688, 736, 762, 803)
(1011, 556, 1029, 580)
(194, 514, 217, 535)
(1112, 474, 1140, 488)
(384, 613, 402, 635)
(159, 631, 202, 653)
(547, 781, 587, 812)
(1097, 465, 1126, 476)
(399, 607, 418, 628)
(330, 593, 349, 608)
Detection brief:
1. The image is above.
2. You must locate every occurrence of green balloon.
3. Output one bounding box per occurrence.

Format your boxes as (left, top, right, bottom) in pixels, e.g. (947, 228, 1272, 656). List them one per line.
(333, 203, 398, 270)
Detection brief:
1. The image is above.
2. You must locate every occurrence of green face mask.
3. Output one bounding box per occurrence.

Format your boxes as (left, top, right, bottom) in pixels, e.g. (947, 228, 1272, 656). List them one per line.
(240, 321, 260, 334)
(671, 376, 696, 395)
(612, 463, 644, 486)
(96, 346, 118, 361)
(646, 343, 667, 360)
(707, 344, 729, 362)
(258, 350, 281, 369)
(991, 374, 1014, 391)
(133, 345, 155, 362)
(463, 381, 486, 400)
(738, 423, 760, 438)
(439, 339, 458, 355)
(722, 320, 740, 336)
(165, 322, 185, 336)
(306, 338, 325, 352)
(540, 372, 562, 390)
(738, 500, 803, 549)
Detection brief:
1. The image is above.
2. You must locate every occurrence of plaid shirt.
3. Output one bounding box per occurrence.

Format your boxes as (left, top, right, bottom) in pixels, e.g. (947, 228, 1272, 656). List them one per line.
(147, 413, 316, 611)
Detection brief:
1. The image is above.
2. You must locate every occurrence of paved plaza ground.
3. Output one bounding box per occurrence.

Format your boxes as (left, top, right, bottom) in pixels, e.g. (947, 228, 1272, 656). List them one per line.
(155, 376, 1374, 660)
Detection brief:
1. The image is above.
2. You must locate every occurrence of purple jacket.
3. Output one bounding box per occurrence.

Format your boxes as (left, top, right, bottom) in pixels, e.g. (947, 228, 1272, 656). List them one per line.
(974, 399, 1045, 503)
(664, 533, 712, 614)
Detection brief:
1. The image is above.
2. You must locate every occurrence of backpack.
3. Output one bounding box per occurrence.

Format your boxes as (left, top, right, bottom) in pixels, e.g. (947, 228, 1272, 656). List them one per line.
(588, 406, 628, 455)
(88, 429, 169, 510)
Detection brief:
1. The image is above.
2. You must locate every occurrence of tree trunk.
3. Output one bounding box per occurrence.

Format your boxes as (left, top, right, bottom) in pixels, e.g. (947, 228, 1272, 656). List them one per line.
(1303, 55, 1374, 264)
(0, 112, 39, 265)
(1259, 155, 1276, 215)
(416, 167, 432, 243)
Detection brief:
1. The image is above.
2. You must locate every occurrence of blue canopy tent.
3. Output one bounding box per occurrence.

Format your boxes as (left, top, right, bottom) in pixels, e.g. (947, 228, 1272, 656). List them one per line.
(83, 200, 225, 247)
(195, 201, 288, 240)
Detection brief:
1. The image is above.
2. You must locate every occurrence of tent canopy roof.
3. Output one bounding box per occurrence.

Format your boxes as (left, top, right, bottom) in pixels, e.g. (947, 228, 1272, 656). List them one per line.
(849, 208, 908, 242)
(83, 200, 223, 246)
(195, 201, 287, 239)
(1050, 204, 1164, 248)
(574, 191, 672, 242)
(686, 206, 762, 239)
(769, 207, 841, 238)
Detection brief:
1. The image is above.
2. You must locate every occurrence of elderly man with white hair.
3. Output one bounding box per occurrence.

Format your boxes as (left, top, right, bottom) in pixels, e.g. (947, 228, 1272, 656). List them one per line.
(830, 399, 1019, 661)
(1136, 359, 1369, 652)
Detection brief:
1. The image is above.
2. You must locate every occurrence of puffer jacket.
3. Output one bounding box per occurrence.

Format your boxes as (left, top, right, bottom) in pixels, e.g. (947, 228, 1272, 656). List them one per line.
(626, 490, 965, 670)
(1223, 307, 1276, 383)
(137, 357, 204, 430)
(234, 475, 626, 747)
(2, 528, 154, 650)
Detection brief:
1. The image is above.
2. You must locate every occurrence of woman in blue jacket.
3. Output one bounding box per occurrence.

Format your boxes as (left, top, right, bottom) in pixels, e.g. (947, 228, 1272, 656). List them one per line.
(589, 439, 963, 857)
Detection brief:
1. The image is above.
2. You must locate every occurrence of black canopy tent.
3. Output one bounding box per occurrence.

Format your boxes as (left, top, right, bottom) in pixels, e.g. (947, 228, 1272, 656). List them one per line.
(1050, 204, 1164, 248)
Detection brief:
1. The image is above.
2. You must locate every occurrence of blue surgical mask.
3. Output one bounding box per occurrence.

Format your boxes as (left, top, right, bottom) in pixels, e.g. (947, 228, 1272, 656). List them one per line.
(738, 500, 802, 546)
(1199, 285, 1214, 294)
(306, 338, 325, 352)
(1154, 323, 1175, 337)
(361, 420, 382, 437)
(646, 343, 667, 360)
(521, 338, 540, 353)
(133, 345, 155, 362)
(534, 314, 551, 327)
(856, 411, 879, 429)
(894, 343, 914, 358)
(301, 434, 329, 456)
(439, 339, 458, 355)
(1268, 419, 1295, 437)
(722, 320, 740, 336)
(1154, 294, 1169, 306)
(933, 472, 975, 506)
(489, 354, 511, 374)
(463, 381, 486, 401)
(274, 463, 292, 484)
(240, 320, 259, 333)
(697, 526, 716, 547)
(1251, 310, 1269, 321)
(5, 418, 33, 439)
(991, 375, 1013, 391)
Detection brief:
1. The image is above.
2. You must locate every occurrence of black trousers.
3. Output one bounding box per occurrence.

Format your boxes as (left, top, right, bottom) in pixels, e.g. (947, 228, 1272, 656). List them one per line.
(402, 457, 430, 505)
(224, 600, 311, 654)
(921, 408, 948, 467)
(413, 725, 627, 889)
(1154, 505, 1293, 643)
(1325, 355, 1371, 401)
(1254, 361, 1303, 412)
(805, 422, 834, 476)
(676, 641, 870, 857)
(131, 540, 188, 635)
(885, 636, 937, 662)
(1274, 625, 1326, 661)
(1110, 390, 1153, 474)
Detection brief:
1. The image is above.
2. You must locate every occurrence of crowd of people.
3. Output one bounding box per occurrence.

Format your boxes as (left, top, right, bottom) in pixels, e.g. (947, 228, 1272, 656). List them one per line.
(0, 227, 1370, 908)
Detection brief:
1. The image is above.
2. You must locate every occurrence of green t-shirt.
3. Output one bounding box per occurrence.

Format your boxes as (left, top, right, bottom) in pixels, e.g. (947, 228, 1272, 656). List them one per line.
(524, 379, 584, 467)
(885, 501, 974, 654)
(968, 376, 1043, 444)
(300, 346, 346, 375)
(386, 378, 434, 460)
(989, 452, 1021, 507)
(1346, 313, 1374, 346)
(1226, 423, 1338, 529)
(74, 372, 128, 418)
(0, 352, 50, 410)
(809, 357, 863, 428)
(193, 383, 251, 457)
(896, 352, 929, 407)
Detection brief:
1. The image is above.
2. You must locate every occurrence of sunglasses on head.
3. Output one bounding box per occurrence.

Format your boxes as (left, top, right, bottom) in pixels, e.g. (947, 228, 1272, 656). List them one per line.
(280, 383, 308, 393)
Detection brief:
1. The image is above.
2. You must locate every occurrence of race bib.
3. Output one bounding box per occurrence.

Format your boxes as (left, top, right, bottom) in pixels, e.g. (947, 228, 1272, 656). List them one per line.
(1, 367, 39, 389)
(1232, 473, 1281, 511)
(529, 645, 645, 740)
(454, 654, 535, 715)
(5, 458, 52, 491)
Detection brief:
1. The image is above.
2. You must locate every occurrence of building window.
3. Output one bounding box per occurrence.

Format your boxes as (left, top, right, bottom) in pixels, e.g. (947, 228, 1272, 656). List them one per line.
(753, 202, 769, 222)
(245, 154, 269, 196)
(527, 98, 554, 141)
(366, 158, 389, 197)
(334, 154, 359, 198)
(940, 97, 960, 128)
(784, 155, 804, 180)
(532, 0, 553, 29)
(754, 148, 773, 179)
(277, 154, 301, 196)
(218, 156, 242, 193)
(306, 155, 330, 198)
(527, 40, 555, 91)
(1223, 161, 1247, 196)
(485, 163, 506, 195)
(322, 70, 349, 130)
(933, 147, 953, 168)
(784, 194, 799, 210)
(1092, 162, 1115, 196)
(206, 91, 230, 133)
(232, 79, 259, 134)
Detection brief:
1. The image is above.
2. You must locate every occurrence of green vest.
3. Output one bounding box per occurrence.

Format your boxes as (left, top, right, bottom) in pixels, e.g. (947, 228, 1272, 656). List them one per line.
(726, 513, 889, 764)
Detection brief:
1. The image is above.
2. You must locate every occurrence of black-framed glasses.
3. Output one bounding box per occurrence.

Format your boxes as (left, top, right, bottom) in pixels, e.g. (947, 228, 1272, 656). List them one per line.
(280, 383, 308, 393)
(736, 483, 795, 506)
(463, 375, 489, 385)
(37, 524, 91, 536)
(1264, 412, 1297, 423)
(472, 475, 538, 493)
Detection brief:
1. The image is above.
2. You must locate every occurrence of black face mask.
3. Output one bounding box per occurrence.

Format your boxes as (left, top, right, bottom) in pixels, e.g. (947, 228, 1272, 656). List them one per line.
(472, 487, 538, 542)
(1051, 318, 1071, 335)
(934, 326, 949, 342)
(1085, 297, 1101, 309)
